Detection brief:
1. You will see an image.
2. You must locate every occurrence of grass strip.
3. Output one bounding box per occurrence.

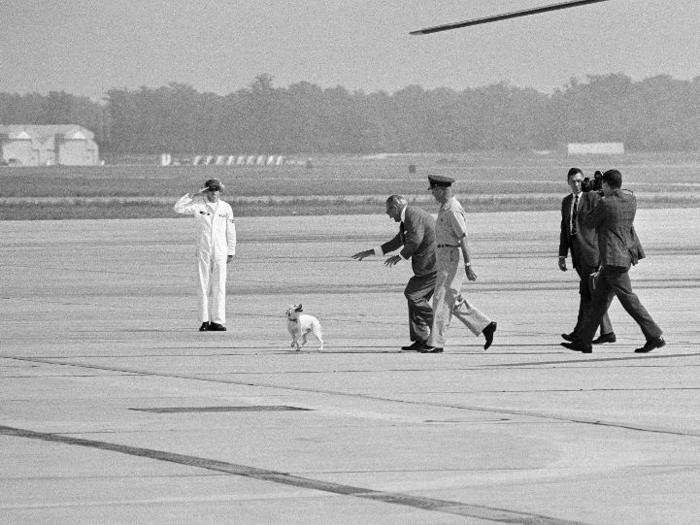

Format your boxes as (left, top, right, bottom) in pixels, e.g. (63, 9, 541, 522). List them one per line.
(1, 194, 696, 220)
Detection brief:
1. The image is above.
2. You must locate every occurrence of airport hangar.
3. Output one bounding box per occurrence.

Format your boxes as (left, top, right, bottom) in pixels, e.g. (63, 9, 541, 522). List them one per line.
(0, 124, 99, 166)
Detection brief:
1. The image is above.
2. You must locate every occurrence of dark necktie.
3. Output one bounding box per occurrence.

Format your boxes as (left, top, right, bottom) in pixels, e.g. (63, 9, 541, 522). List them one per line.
(571, 194, 579, 235)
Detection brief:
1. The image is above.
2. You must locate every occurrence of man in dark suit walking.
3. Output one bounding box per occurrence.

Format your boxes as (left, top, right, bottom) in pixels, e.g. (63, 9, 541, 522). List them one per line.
(558, 168, 615, 345)
(352, 194, 437, 350)
(562, 170, 665, 354)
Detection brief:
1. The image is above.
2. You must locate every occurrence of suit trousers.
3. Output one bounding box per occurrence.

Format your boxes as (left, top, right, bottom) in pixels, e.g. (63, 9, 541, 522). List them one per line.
(404, 272, 436, 342)
(197, 251, 228, 324)
(578, 265, 662, 343)
(427, 247, 490, 347)
(574, 264, 613, 336)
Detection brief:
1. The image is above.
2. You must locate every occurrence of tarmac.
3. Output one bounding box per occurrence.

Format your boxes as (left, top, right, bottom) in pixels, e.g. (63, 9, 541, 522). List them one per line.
(1, 209, 698, 524)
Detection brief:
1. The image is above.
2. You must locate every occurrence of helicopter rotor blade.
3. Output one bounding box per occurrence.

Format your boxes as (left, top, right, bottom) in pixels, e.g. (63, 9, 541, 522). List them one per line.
(410, 0, 610, 35)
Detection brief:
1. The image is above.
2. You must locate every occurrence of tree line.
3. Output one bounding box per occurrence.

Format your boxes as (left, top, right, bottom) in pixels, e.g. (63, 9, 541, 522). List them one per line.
(1, 73, 697, 153)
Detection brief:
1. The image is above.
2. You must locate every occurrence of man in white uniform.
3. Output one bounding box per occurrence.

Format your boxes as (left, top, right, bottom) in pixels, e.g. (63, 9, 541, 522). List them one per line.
(174, 178, 236, 331)
(420, 175, 497, 353)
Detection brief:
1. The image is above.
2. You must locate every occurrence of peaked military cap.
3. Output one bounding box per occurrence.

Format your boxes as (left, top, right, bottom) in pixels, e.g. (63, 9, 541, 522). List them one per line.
(428, 175, 455, 188)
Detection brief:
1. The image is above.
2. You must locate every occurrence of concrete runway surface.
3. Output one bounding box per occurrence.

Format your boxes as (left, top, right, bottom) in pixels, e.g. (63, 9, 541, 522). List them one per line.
(1, 209, 699, 524)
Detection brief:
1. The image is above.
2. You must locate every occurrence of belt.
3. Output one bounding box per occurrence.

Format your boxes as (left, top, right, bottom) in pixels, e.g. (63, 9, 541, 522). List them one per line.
(437, 244, 459, 248)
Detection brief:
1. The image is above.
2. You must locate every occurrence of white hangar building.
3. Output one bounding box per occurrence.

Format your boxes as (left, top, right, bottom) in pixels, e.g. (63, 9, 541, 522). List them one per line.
(0, 125, 100, 166)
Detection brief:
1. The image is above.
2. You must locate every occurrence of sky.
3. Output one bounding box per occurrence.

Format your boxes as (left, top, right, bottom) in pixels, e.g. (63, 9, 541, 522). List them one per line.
(1, 0, 698, 100)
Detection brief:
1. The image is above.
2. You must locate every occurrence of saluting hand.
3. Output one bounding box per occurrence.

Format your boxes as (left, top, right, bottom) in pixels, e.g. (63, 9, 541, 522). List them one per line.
(465, 266, 477, 281)
(351, 249, 373, 261)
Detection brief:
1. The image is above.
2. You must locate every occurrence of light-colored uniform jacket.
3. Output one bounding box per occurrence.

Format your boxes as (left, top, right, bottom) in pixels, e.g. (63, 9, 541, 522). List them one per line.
(173, 194, 236, 258)
(436, 197, 468, 246)
(426, 195, 491, 344)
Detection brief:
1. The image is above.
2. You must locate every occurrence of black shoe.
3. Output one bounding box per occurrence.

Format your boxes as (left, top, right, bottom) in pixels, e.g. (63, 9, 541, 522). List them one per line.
(208, 322, 227, 331)
(634, 337, 665, 353)
(482, 321, 497, 350)
(592, 332, 616, 345)
(401, 341, 426, 351)
(418, 346, 443, 353)
(198, 322, 210, 332)
(561, 341, 592, 353)
(561, 332, 576, 342)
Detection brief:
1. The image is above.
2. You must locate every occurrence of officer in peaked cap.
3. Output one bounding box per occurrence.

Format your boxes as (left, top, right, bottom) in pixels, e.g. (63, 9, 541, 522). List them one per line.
(419, 174, 498, 353)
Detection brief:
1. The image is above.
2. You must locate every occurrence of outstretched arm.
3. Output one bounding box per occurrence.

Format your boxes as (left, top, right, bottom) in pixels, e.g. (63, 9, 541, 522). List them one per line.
(352, 231, 403, 261)
(380, 232, 404, 255)
(399, 214, 424, 260)
(351, 248, 375, 261)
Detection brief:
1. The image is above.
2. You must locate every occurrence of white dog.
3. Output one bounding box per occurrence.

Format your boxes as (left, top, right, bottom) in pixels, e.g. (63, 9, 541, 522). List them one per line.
(285, 304, 324, 351)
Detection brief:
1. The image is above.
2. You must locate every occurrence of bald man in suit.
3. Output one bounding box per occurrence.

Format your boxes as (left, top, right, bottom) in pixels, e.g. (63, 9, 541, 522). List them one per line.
(352, 195, 437, 350)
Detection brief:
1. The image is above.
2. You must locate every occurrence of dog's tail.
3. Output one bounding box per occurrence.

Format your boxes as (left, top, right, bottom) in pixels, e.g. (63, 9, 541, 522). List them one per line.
(312, 319, 324, 345)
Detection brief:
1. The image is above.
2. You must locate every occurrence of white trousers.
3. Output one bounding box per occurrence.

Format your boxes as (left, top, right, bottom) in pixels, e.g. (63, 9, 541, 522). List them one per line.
(197, 251, 227, 324)
(427, 247, 490, 347)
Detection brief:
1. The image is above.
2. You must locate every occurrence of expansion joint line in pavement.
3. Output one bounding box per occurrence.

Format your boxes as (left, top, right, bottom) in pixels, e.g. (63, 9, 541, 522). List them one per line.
(489, 352, 700, 368)
(2, 354, 698, 439)
(0, 424, 583, 524)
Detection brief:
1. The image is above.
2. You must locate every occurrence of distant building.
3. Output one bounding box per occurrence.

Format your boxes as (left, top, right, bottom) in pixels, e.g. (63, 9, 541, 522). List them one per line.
(567, 142, 625, 155)
(0, 125, 99, 166)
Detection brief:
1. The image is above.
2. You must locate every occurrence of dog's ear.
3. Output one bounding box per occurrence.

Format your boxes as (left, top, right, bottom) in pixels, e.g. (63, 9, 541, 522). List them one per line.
(295, 304, 303, 312)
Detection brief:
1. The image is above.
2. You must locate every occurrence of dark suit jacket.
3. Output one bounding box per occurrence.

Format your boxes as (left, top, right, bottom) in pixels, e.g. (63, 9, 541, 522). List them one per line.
(559, 192, 600, 269)
(583, 189, 645, 268)
(381, 206, 437, 276)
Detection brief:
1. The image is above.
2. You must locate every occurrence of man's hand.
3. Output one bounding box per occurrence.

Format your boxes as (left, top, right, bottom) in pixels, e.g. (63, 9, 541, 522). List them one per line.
(384, 254, 402, 267)
(558, 257, 567, 271)
(351, 249, 373, 261)
(227, 255, 233, 264)
(589, 269, 600, 290)
(465, 266, 477, 281)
